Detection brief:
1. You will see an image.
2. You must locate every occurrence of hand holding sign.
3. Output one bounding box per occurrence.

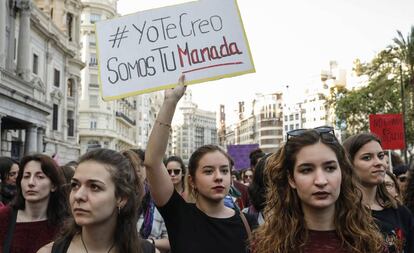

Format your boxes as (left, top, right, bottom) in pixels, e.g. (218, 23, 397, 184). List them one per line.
(95, 0, 254, 101)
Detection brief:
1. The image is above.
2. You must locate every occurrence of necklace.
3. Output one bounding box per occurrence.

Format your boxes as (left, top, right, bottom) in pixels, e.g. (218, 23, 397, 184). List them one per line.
(81, 233, 115, 253)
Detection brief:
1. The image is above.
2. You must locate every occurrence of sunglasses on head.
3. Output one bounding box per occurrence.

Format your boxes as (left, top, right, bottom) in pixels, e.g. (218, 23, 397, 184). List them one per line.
(167, 169, 181, 176)
(286, 126, 335, 140)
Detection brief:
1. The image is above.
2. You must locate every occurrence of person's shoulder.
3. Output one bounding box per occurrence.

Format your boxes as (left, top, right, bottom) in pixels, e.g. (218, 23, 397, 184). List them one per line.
(36, 242, 53, 253)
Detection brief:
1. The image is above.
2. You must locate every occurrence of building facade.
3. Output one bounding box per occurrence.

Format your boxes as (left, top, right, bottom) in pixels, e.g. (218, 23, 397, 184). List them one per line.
(172, 90, 218, 162)
(0, 0, 83, 163)
(219, 92, 284, 154)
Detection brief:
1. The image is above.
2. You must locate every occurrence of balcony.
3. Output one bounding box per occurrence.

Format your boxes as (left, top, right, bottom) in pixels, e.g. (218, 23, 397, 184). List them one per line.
(116, 111, 136, 126)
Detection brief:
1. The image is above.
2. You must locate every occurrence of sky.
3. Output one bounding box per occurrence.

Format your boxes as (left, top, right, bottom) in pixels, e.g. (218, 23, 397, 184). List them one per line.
(116, 0, 414, 119)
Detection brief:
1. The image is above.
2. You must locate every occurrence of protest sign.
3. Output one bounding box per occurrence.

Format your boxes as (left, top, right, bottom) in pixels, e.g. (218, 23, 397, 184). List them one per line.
(227, 144, 259, 170)
(369, 114, 405, 150)
(95, 0, 255, 101)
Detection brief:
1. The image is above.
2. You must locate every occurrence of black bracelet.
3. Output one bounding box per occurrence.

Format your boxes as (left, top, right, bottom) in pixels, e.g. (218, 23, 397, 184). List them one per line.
(149, 238, 155, 246)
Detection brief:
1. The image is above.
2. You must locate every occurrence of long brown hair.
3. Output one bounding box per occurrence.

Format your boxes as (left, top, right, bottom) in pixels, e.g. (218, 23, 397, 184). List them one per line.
(252, 130, 384, 253)
(57, 149, 144, 253)
(343, 132, 398, 208)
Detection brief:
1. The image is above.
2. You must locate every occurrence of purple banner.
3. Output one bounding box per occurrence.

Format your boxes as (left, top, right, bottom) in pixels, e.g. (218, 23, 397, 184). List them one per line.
(227, 144, 259, 170)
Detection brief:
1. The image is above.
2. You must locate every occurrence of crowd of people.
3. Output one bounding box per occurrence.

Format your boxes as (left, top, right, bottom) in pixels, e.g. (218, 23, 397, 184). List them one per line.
(0, 75, 414, 253)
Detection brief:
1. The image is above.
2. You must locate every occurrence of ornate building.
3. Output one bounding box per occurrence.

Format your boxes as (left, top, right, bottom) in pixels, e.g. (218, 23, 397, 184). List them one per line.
(0, 0, 84, 162)
(78, 0, 164, 154)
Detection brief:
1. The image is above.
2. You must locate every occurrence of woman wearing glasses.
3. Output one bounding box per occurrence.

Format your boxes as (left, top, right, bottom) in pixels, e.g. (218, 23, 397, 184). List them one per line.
(253, 127, 384, 253)
(165, 156, 186, 197)
(144, 75, 257, 253)
(343, 133, 414, 253)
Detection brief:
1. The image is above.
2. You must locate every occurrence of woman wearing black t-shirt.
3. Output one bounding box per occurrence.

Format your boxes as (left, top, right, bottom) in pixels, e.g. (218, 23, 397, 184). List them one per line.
(343, 133, 414, 253)
(144, 75, 257, 253)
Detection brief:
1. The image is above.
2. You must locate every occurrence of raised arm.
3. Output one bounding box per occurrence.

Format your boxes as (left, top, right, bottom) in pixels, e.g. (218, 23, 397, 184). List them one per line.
(144, 75, 186, 207)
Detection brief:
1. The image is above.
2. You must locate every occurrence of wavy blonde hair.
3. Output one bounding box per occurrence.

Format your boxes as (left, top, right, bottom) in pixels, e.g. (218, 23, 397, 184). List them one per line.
(252, 130, 384, 253)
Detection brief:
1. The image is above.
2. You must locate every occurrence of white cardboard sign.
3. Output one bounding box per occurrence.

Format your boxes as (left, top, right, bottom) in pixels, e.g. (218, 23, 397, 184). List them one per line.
(95, 0, 255, 101)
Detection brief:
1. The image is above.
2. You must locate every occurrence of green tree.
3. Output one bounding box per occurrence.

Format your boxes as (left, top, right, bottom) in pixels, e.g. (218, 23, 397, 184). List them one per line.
(331, 27, 414, 147)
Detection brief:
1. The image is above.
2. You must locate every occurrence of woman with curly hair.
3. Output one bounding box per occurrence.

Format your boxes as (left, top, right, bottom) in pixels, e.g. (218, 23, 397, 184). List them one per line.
(343, 133, 414, 253)
(252, 127, 385, 253)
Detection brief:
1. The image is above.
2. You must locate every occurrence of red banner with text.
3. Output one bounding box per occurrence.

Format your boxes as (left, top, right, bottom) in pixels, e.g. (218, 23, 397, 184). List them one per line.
(369, 114, 405, 150)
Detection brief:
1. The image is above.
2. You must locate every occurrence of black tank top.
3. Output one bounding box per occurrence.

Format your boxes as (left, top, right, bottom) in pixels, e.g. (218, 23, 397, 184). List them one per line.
(51, 236, 155, 253)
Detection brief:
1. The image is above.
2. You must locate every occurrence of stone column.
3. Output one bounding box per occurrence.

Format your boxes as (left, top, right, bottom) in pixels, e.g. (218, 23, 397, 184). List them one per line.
(6, 4, 17, 72)
(16, 0, 32, 81)
(25, 125, 38, 155)
(37, 127, 44, 153)
(0, 0, 7, 68)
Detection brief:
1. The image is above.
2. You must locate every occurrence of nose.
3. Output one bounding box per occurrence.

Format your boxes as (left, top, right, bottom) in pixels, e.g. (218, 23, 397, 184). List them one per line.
(373, 156, 385, 168)
(314, 169, 328, 187)
(73, 186, 87, 202)
(28, 175, 36, 186)
(214, 169, 223, 182)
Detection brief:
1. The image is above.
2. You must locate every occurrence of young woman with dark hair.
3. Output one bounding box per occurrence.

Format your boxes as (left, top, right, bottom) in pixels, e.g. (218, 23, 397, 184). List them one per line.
(37, 149, 157, 253)
(0, 157, 19, 205)
(0, 154, 68, 253)
(343, 132, 414, 253)
(144, 75, 257, 253)
(253, 127, 385, 253)
(165, 155, 186, 195)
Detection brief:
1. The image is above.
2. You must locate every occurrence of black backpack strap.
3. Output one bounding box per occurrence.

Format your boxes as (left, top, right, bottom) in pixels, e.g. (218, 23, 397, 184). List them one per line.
(3, 208, 18, 253)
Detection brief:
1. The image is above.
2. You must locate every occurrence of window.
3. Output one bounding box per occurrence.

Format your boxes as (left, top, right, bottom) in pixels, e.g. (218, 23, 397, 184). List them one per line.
(90, 120, 97, 129)
(89, 53, 97, 66)
(66, 13, 73, 41)
(89, 33, 96, 46)
(295, 114, 299, 120)
(52, 104, 58, 130)
(54, 69, 60, 87)
(284, 115, 288, 121)
(67, 79, 74, 97)
(67, 110, 74, 136)
(90, 13, 101, 24)
(89, 95, 99, 107)
(289, 114, 294, 121)
(32, 54, 38, 74)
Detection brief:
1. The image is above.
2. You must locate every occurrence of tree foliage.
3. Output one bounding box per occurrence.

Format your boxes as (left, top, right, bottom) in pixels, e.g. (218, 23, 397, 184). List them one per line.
(330, 26, 414, 147)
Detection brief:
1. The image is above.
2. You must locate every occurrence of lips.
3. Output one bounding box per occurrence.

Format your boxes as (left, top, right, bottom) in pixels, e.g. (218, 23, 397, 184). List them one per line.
(312, 191, 330, 198)
(73, 208, 89, 214)
(212, 186, 225, 191)
(26, 190, 38, 195)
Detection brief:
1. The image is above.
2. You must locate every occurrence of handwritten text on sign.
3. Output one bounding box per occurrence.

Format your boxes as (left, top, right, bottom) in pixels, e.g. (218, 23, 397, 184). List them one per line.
(369, 114, 405, 150)
(95, 0, 255, 101)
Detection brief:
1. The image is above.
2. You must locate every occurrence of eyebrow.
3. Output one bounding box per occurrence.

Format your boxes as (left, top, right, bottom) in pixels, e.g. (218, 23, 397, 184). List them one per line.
(201, 165, 229, 170)
(297, 160, 338, 167)
(71, 178, 106, 185)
